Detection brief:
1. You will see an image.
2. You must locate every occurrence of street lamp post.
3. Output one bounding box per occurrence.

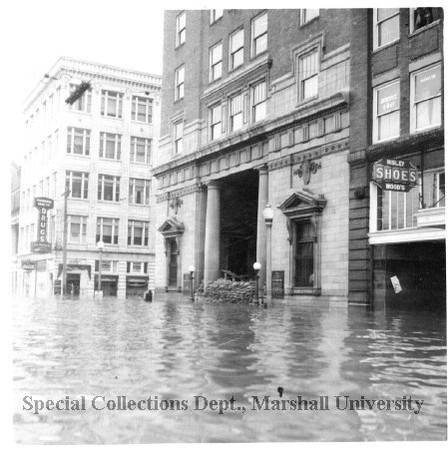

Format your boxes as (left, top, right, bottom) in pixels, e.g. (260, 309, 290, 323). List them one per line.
(97, 240, 104, 297)
(188, 265, 195, 301)
(253, 261, 261, 304)
(262, 204, 274, 301)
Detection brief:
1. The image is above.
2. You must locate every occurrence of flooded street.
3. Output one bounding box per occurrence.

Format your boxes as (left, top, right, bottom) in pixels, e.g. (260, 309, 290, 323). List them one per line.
(13, 294, 446, 443)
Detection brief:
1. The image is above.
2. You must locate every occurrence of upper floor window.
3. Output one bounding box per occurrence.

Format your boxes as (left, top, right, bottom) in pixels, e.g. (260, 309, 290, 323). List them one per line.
(373, 8, 399, 49)
(251, 12, 267, 57)
(98, 174, 121, 202)
(210, 104, 222, 141)
(128, 220, 149, 246)
(129, 178, 150, 205)
(210, 9, 223, 24)
(127, 261, 148, 274)
(210, 42, 223, 82)
(230, 94, 243, 132)
(66, 171, 89, 199)
(101, 90, 123, 118)
(130, 137, 151, 164)
(229, 29, 244, 70)
(421, 170, 445, 209)
(175, 65, 185, 101)
(410, 64, 441, 133)
(99, 132, 121, 160)
(66, 127, 90, 156)
(68, 83, 92, 113)
(373, 80, 400, 143)
(174, 121, 183, 155)
(252, 81, 267, 122)
(131, 96, 153, 123)
(410, 8, 441, 33)
(300, 9, 319, 25)
(176, 11, 186, 47)
(96, 217, 119, 244)
(68, 215, 87, 243)
(95, 260, 119, 273)
(298, 49, 319, 101)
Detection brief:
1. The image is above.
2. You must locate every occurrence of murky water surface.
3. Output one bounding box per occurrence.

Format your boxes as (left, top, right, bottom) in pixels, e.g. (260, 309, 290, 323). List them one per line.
(13, 295, 446, 443)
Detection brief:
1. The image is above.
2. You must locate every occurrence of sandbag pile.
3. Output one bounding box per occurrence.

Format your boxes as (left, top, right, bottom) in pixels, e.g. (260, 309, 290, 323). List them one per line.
(203, 278, 256, 303)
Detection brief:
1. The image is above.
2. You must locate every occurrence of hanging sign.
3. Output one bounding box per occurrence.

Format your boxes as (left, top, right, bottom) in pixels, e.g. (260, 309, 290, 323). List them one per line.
(32, 197, 54, 253)
(372, 159, 418, 192)
(22, 261, 36, 270)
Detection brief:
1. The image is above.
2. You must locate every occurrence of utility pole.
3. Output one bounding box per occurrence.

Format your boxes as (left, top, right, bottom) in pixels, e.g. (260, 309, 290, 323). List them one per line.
(61, 188, 69, 295)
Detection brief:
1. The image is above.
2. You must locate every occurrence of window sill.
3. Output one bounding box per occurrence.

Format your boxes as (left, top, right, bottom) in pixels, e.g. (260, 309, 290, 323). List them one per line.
(250, 49, 268, 63)
(410, 124, 442, 135)
(175, 42, 185, 50)
(132, 120, 153, 125)
(299, 16, 319, 28)
(409, 19, 441, 37)
(67, 153, 90, 158)
(288, 287, 321, 296)
(130, 161, 152, 166)
(209, 16, 223, 26)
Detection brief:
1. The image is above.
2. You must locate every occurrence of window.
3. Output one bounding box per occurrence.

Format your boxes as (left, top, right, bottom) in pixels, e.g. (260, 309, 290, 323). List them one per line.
(210, 104, 222, 140)
(130, 137, 152, 164)
(128, 220, 149, 246)
(175, 66, 185, 100)
(421, 171, 445, 209)
(373, 8, 399, 49)
(96, 217, 119, 244)
(127, 261, 148, 274)
(44, 177, 50, 197)
(373, 81, 400, 143)
(38, 180, 43, 196)
(129, 178, 150, 205)
(410, 64, 441, 133)
(176, 11, 186, 47)
(66, 171, 89, 199)
(210, 9, 223, 24)
(68, 83, 92, 113)
(98, 175, 120, 202)
(99, 132, 121, 160)
(252, 81, 267, 122)
(101, 90, 123, 118)
(68, 215, 87, 243)
(174, 121, 183, 154)
(66, 127, 90, 156)
(95, 260, 118, 273)
(229, 29, 244, 70)
(410, 8, 441, 33)
(132, 96, 153, 123)
(294, 221, 315, 287)
(230, 94, 243, 131)
(210, 42, 223, 82)
(298, 49, 319, 101)
(251, 12, 267, 57)
(300, 9, 319, 25)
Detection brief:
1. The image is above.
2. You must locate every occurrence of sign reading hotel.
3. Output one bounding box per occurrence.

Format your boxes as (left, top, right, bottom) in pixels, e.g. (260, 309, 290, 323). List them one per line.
(32, 197, 54, 253)
(372, 159, 418, 192)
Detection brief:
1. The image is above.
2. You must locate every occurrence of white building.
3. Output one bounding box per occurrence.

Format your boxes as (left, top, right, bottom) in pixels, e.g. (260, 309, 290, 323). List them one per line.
(17, 57, 161, 299)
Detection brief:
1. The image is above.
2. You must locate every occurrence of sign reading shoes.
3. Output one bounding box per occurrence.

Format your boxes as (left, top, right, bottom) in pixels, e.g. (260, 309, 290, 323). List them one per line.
(372, 158, 418, 192)
(32, 197, 54, 253)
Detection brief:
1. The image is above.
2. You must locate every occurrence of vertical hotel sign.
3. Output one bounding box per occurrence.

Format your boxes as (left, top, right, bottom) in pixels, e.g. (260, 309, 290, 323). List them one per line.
(32, 197, 54, 253)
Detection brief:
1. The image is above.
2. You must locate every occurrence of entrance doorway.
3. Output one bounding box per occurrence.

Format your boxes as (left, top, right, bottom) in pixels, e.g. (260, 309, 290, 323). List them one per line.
(220, 170, 258, 277)
(66, 273, 80, 296)
(167, 239, 178, 287)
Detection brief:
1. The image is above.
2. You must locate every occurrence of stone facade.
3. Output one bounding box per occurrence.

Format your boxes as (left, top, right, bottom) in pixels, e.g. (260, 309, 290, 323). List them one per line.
(154, 10, 351, 300)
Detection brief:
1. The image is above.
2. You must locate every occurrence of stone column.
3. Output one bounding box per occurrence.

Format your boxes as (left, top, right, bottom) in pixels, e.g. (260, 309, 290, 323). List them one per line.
(204, 181, 221, 286)
(256, 166, 268, 286)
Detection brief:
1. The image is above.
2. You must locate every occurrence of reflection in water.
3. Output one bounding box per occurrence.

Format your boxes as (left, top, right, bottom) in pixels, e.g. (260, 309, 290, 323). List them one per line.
(13, 295, 446, 443)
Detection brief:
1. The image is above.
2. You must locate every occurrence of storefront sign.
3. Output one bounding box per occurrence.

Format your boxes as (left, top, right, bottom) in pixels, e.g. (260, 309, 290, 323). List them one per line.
(271, 271, 285, 299)
(372, 159, 418, 192)
(33, 197, 54, 253)
(21, 261, 36, 270)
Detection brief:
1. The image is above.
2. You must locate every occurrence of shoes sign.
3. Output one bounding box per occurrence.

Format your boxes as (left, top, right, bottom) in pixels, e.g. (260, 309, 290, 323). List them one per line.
(32, 197, 54, 253)
(372, 158, 418, 192)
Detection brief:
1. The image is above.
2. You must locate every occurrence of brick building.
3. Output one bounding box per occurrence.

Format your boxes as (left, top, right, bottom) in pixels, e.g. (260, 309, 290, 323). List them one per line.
(154, 9, 351, 299)
(348, 8, 445, 308)
(17, 57, 161, 299)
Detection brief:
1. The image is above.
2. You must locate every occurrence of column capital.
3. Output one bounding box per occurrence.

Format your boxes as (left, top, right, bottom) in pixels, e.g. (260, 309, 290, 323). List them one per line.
(206, 180, 220, 190)
(255, 164, 269, 174)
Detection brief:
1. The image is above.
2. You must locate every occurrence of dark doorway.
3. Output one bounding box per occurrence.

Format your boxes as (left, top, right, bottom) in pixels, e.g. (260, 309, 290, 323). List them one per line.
(94, 275, 118, 297)
(66, 273, 80, 296)
(220, 170, 259, 277)
(167, 239, 178, 287)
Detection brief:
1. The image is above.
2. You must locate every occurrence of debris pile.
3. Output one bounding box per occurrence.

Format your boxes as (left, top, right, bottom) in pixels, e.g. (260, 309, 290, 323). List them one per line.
(203, 278, 256, 303)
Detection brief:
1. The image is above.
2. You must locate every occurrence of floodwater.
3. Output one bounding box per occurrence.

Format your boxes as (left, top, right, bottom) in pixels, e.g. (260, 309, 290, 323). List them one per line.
(13, 294, 446, 443)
